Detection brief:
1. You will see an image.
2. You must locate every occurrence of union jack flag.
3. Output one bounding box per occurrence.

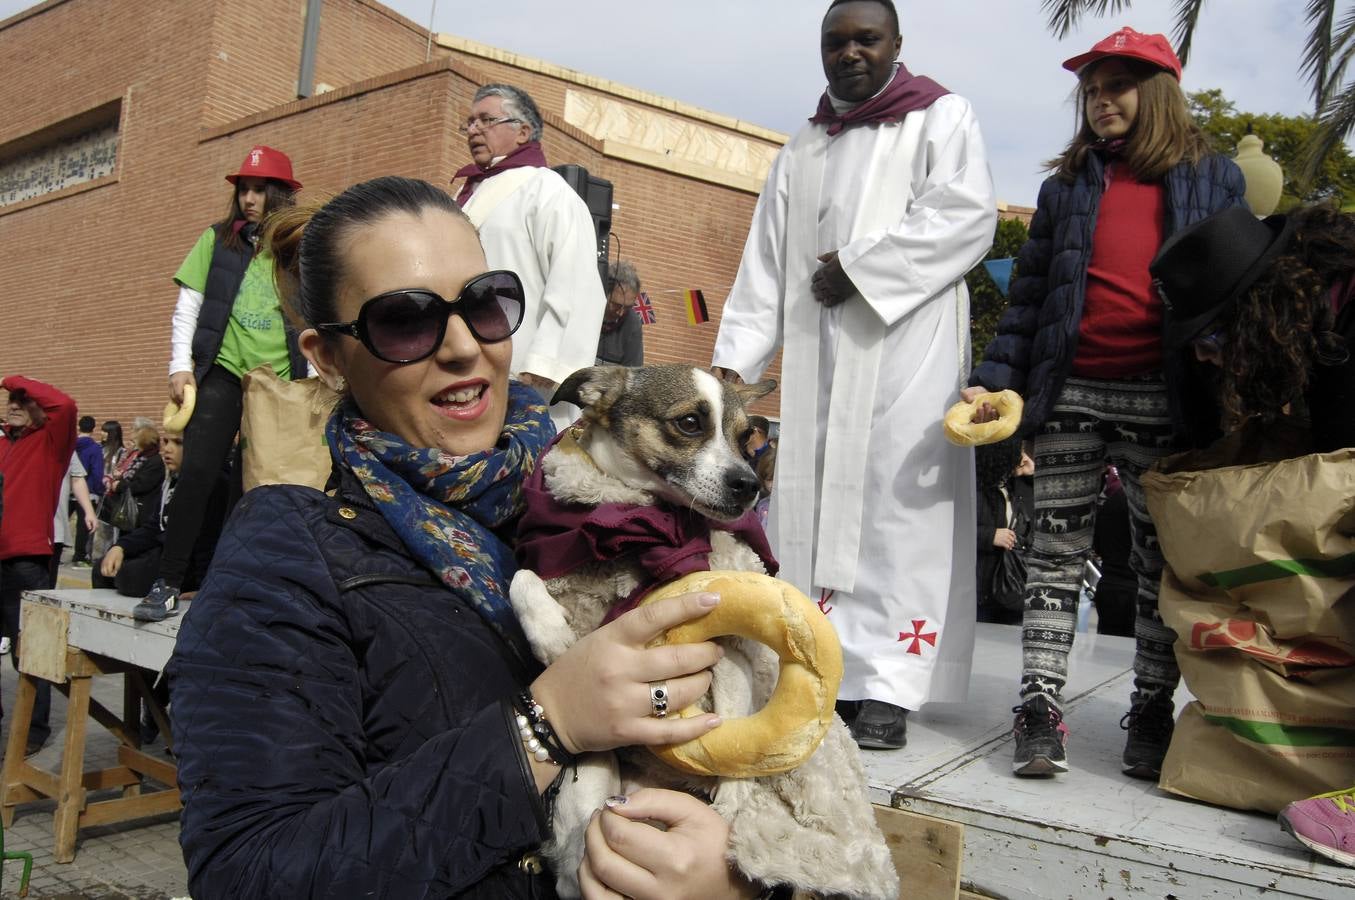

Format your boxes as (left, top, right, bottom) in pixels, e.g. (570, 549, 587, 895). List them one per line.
(633, 291, 656, 325)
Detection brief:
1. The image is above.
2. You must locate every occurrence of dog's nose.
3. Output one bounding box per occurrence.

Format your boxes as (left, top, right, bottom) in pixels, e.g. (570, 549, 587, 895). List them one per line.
(725, 469, 760, 506)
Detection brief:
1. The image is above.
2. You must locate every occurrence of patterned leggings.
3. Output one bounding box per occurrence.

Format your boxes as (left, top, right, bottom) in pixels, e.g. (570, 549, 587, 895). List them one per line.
(1019, 375, 1180, 710)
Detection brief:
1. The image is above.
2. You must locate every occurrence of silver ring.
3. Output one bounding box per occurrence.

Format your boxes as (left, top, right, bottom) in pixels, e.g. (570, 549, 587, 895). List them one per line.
(649, 681, 669, 718)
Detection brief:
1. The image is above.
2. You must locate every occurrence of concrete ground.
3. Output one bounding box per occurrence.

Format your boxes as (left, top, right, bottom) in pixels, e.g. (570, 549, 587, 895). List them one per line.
(0, 556, 189, 900)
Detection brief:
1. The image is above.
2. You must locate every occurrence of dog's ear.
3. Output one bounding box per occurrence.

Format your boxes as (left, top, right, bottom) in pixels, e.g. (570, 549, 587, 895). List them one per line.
(732, 378, 776, 407)
(552, 366, 631, 419)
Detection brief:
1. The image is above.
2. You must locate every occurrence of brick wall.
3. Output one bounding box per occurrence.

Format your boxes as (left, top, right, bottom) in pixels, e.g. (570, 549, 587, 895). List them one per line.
(0, 0, 783, 427)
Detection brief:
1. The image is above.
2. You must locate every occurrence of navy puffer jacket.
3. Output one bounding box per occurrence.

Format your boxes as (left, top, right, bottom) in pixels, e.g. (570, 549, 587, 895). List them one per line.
(970, 151, 1247, 441)
(169, 465, 556, 899)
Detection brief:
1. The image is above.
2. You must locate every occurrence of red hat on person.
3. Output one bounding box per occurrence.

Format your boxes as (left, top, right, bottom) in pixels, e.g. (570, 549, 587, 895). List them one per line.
(225, 145, 302, 191)
(1062, 27, 1183, 81)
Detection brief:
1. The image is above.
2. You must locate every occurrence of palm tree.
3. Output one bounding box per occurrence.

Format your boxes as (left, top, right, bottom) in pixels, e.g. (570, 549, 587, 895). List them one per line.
(1040, 0, 1352, 186)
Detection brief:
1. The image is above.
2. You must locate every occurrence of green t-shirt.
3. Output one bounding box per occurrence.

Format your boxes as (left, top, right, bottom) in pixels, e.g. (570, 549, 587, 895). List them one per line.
(174, 227, 291, 379)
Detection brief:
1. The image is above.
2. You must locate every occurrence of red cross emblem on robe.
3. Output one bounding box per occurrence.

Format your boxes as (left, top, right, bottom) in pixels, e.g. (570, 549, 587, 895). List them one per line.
(898, 619, 938, 655)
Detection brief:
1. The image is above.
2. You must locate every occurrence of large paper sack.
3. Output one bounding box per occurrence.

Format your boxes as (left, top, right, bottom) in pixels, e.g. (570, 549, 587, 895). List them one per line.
(1142, 446, 1355, 814)
(240, 367, 338, 492)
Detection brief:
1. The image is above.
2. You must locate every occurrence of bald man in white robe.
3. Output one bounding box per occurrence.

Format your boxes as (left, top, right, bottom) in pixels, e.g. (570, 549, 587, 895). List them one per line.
(713, 0, 997, 749)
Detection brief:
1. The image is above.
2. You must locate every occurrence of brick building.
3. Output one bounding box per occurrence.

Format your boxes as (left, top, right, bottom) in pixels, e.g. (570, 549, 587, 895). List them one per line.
(0, 0, 792, 425)
(2, 0, 1021, 427)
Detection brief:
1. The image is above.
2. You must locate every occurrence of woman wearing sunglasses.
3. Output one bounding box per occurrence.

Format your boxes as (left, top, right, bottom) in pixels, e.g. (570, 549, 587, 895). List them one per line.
(167, 176, 763, 900)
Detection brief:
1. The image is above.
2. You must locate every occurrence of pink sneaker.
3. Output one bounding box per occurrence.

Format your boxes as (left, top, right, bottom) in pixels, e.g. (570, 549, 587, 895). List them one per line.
(1279, 787, 1355, 867)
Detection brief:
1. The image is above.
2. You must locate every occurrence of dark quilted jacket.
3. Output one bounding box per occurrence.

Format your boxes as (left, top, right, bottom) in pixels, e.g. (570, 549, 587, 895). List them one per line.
(168, 465, 556, 899)
(970, 151, 1247, 442)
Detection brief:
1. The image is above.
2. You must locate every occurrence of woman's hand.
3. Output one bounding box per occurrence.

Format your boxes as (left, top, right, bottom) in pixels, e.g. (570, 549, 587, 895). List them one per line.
(579, 789, 758, 900)
(169, 371, 195, 405)
(100, 546, 124, 578)
(993, 528, 1017, 551)
(531, 591, 725, 756)
(960, 386, 1001, 424)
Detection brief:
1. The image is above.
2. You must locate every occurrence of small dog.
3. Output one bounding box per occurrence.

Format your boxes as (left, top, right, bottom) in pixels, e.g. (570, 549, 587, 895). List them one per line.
(510, 364, 898, 900)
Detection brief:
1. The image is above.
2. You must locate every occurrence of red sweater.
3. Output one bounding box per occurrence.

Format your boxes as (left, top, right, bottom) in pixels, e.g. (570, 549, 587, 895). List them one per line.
(0, 376, 77, 560)
(1072, 164, 1166, 377)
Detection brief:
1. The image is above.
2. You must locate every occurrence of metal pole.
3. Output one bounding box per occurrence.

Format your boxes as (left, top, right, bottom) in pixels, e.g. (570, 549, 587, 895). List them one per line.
(297, 0, 323, 98)
(425, 0, 439, 63)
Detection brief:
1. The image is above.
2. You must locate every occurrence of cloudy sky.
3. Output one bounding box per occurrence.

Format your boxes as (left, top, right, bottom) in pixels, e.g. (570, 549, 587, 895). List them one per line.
(2, 0, 1316, 205)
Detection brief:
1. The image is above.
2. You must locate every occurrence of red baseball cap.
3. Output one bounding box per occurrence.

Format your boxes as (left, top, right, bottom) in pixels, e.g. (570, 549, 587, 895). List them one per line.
(1062, 27, 1182, 81)
(225, 145, 302, 191)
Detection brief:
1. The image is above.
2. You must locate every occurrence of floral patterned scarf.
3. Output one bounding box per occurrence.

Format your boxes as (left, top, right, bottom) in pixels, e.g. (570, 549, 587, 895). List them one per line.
(326, 381, 555, 658)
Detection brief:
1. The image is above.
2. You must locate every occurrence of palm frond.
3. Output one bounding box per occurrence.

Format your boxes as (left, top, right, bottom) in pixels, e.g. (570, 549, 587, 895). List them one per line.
(1299, 79, 1355, 190)
(1041, 0, 1135, 39)
(1300, 0, 1338, 107)
(1170, 0, 1209, 66)
(1315, 6, 1355, 116)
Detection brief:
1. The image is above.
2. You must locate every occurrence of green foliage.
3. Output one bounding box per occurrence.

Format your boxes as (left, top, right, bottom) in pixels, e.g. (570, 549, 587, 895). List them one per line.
(967, 216, 1030, 358)
(1189, 88, 1355, 209)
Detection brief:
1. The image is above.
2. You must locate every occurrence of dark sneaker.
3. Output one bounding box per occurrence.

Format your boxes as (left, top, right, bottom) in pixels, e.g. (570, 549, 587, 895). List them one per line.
(1120, 692, 1175, 780)
(1279, 787, 1355, 867)
(849, 699, 908, 750)
(25, 734, 48, 757)
(1012, 695, 1069, 776)
(133, 579, 180, 622)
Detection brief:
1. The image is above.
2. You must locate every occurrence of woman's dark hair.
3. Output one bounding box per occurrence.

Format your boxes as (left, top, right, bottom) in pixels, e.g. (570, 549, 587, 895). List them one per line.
(265, 176, 471, 330)
(975, 435, 1024, 490)
(100, 420, 123, 450)
(1049, 59, 1212, 183)
(218, 179, 297, 253)
(1217, 203, 1353, 428)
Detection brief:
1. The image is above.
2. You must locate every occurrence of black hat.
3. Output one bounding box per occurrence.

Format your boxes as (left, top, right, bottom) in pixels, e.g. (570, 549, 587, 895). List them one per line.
(1150, 206, 1296, 351)
(747, 415, 770, 435)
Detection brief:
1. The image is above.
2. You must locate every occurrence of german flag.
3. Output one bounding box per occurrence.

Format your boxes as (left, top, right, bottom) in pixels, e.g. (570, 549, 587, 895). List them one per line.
(683, 289, 709, 325)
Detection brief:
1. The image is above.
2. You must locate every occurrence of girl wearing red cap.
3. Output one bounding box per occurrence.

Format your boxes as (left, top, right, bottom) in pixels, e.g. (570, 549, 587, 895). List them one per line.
(963, 28, 1247, 781)
(136, 145, 306, 621)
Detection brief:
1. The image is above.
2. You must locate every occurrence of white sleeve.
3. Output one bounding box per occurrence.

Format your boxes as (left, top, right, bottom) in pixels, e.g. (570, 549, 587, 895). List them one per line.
(170, 284, 205, 377)
(516, 179, 609, 386)
(836, 95, 998, 327)
(711, 149, 791, 383)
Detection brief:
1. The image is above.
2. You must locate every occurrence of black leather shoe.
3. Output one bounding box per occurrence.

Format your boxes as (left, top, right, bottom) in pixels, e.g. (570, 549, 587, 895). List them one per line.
(835, 699, 862, 725)
(850, 699, 909, 750)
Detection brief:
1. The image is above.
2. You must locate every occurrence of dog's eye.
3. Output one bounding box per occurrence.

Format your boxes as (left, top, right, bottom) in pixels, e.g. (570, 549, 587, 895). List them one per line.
(673, 414, 703, 436)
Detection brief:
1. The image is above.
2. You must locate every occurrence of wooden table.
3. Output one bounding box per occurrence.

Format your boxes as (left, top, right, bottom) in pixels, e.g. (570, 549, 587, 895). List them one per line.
(0, 588, 185, 863)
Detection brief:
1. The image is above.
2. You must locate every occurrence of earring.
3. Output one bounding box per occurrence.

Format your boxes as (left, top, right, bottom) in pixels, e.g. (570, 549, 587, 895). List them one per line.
(330, 376, 347, 393)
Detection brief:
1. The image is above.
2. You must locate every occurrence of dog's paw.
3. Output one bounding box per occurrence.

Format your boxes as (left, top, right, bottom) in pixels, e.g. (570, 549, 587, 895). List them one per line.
(509, 570, 579, 664)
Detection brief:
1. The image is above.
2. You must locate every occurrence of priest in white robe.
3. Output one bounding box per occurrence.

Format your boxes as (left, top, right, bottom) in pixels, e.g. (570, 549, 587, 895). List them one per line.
(712, 0, 997, 749)
(454, 83, 607, 431)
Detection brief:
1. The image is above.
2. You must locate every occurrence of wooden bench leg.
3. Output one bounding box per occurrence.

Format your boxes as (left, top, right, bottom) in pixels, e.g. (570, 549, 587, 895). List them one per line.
(1, 675, 37, 828)
(52, 674, 91, 864)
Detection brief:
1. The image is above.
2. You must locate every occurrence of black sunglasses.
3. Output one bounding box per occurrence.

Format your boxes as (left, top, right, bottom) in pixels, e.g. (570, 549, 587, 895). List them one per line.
(317, 270, 525, 364)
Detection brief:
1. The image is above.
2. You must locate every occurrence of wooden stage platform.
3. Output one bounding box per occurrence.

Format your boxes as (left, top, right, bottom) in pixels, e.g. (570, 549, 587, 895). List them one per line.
(863, 623, 1355, 899)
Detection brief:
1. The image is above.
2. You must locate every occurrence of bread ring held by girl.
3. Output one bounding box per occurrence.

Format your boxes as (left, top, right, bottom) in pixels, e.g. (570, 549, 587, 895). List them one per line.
(943, 389, 1023, 447)
(640, 570, 842, 778)
(163, 383, 197, 432)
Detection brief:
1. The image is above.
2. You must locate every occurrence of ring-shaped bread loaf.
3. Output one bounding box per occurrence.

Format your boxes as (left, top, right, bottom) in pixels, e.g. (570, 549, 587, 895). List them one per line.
(640, 570, 842, 778)
(943, 389, 1023, 447)
(163, 383, 197, 432)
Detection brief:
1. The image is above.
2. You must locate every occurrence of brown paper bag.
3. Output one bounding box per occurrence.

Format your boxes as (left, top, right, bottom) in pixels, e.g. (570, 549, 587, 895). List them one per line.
(1142, 447, 1355, 814)
(239, 366, 339, 492)
(1162, 703, 1355, 814)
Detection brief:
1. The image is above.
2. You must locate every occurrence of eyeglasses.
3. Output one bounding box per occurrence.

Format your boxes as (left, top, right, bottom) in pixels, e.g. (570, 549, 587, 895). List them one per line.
(316, 270, 525, 364)
(457, 115, 521, 135)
